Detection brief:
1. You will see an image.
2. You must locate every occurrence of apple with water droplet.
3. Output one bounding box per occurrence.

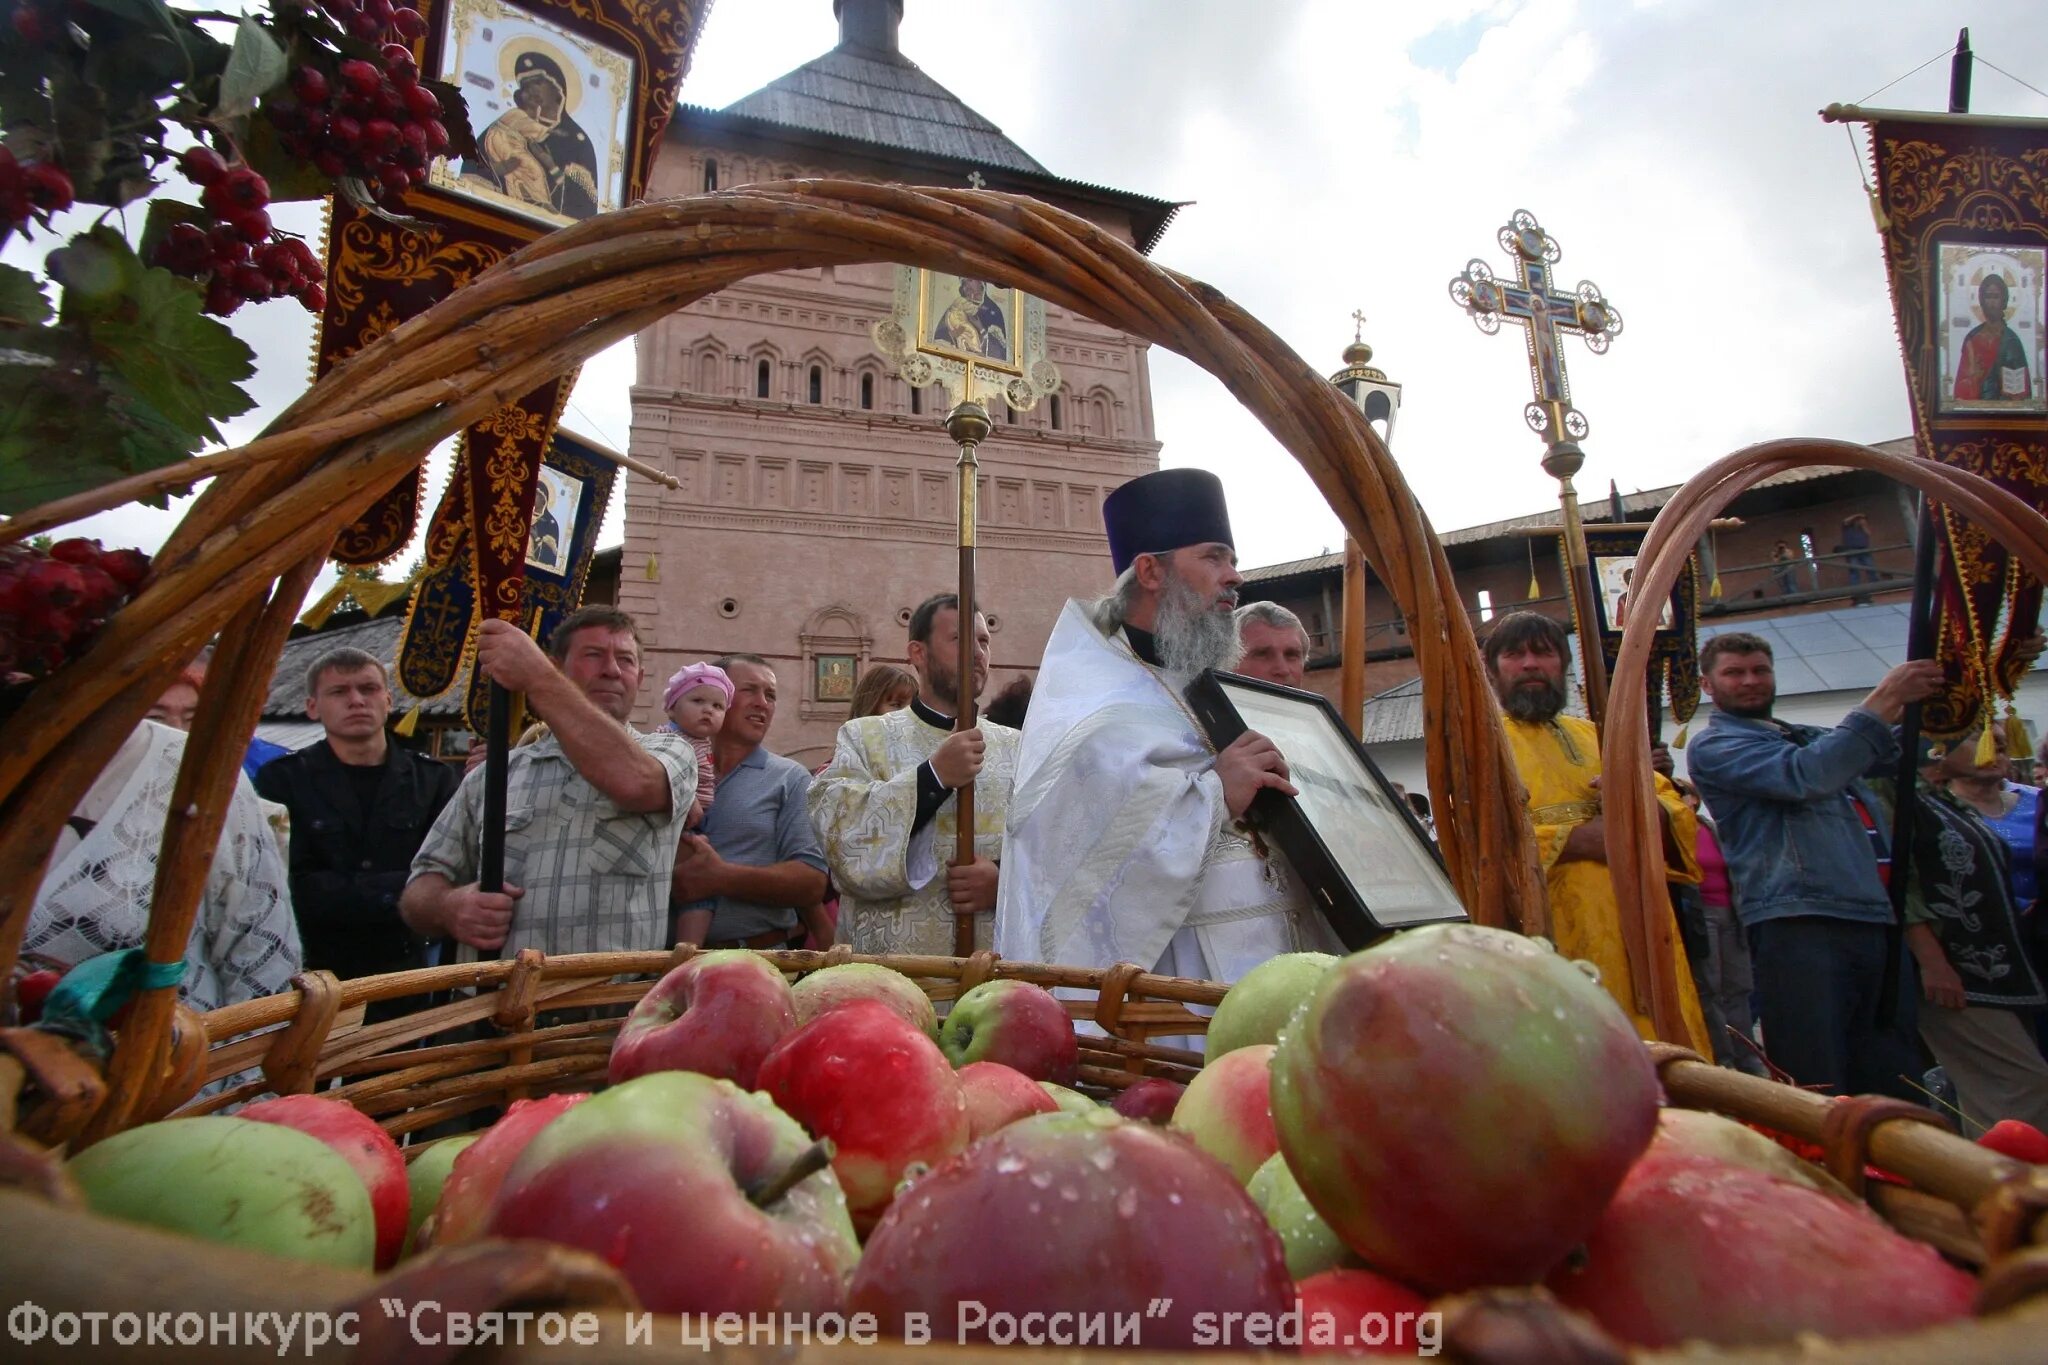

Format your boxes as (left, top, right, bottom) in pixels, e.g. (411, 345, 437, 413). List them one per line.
(957, 1060, 1058, 1140)
(850, 1110, 1290, 1348)
(487, 1071, 859, 1315)
(608, 949, 795, 1088)
(939, 979, 1078, 1084)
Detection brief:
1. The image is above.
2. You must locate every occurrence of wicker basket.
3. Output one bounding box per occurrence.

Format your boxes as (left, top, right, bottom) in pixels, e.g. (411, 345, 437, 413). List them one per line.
(6, 947, 2048, 1363)
(2, 180, 2048, 1357)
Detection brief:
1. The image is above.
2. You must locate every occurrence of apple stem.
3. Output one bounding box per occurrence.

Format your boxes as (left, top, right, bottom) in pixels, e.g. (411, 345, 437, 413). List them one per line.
(748, 1138, 836, 1210)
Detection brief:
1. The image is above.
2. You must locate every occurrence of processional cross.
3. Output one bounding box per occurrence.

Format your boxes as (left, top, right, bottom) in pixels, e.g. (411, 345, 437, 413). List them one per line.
(1448, 210, 1625, 721)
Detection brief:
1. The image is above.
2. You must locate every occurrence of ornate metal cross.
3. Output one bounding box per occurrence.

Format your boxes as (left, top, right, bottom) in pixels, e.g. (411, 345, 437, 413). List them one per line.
(1447, 210, 1622, 451)
(966, 170, 987, 189)
(1351, 308, 1368, 342)
(1447, 210, 1628, 728)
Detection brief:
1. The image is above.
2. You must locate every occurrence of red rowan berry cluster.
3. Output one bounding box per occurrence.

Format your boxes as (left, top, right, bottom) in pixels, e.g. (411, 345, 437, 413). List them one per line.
(150, 147, 325, 316)
(0, 145, 75, 236)
(266, 0, 448, 212)
(0, 538, 150, 678)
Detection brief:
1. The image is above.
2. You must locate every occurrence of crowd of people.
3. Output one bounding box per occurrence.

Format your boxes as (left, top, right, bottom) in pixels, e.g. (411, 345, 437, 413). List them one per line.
(15, 467, 2048, 1138)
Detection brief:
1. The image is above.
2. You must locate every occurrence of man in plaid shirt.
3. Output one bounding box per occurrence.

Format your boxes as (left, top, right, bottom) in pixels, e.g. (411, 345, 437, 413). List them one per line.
(403, 606, 696, 957)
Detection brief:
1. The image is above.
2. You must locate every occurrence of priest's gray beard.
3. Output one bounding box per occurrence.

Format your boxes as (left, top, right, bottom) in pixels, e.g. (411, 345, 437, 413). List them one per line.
(1154, 571, 1241, 686)
(1501, 675, 1567, 723)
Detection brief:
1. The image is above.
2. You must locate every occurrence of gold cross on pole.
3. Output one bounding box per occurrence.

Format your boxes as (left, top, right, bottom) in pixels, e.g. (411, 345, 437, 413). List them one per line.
(1447, 209, 1625, 726)
(1351, 309, 1367, 343)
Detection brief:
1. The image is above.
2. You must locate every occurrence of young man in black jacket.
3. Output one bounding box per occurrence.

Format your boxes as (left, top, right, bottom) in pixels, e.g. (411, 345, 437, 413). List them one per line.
(256, 647, 460, 1011)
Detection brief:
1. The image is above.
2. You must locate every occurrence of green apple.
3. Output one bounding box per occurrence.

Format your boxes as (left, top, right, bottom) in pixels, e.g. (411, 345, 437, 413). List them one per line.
(791, 962, 938, 1038)
(1205, 952, 1336, 1058)
(1171, 1043, 1277, 1183)
(401, 1134, 478, 1257)
(1038, 1081, 1099, 1114)
(68, 1117, 376, 1268)
(1247, 1151, 1360, 1278)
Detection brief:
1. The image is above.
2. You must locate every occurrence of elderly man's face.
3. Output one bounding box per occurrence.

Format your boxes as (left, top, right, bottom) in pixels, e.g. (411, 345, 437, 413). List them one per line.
(1237, 617, 1308, 688)
(558, 626, 642, 723)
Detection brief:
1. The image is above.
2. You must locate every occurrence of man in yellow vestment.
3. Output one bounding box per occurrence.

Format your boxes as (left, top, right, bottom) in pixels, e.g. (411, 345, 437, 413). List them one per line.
(1486, 611, 1709, 1051)
(808, 593, 1018, 956)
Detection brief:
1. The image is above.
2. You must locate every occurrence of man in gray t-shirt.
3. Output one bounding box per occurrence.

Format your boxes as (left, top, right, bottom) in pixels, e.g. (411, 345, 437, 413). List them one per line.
(671, 654, 829, 949)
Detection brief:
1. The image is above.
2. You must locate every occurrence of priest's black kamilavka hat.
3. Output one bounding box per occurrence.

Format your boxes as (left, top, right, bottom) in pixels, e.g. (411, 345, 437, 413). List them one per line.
(1103, 467, 1234, 575)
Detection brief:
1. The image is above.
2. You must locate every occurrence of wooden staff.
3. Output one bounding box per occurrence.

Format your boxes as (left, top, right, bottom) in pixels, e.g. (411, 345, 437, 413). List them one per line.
(944, 393, 993, 957)
(1340, 537, 1367, 736)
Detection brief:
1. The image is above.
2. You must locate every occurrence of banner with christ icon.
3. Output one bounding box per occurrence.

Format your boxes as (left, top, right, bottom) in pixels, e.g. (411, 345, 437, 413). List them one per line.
(1864, 114, 2048, 745)
(1576, 526, 1701, 735)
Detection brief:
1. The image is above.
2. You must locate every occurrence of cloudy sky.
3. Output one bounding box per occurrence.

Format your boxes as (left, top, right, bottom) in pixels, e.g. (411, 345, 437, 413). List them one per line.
(24, 0, 2048, 587)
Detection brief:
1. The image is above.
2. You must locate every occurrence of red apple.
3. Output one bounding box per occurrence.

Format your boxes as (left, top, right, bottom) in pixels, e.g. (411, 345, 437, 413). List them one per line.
(1548, 1149, 1975, 1347)
(1296, 1268, 1436, 1357)
(1978, 1118, 2048, 1165)
(432, 1092, 589, 1245)
(757, 999, 969, 1229)
(851, 1110, 1292, 1349)
(1172, 1044, 1277, 1183)
(240, 1094, 408, 1269)
(609, 949, 796, 1088)
(1110, 1077, 1186, 1125)
(957, 1060, 1058, 1140)
(791, 961, 937, 1037)
(487, 1071, 860, 1314)
(938, 979, 1078, 1084)
(1273, 924, 1659, 1292)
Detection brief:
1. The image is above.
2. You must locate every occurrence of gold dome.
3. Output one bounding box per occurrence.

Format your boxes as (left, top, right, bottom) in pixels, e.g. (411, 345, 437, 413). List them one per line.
(1343, 339, 1374, 366)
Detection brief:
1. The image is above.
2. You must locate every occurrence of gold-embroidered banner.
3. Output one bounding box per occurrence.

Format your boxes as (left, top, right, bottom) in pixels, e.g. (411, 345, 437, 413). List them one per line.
(310, 0, 698, 716)
(1868, 116, 2048, 740)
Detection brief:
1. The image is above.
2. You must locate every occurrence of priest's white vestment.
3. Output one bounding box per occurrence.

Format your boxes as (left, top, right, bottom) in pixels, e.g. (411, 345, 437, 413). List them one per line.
(808, 704, 1020, 957)
(994, 600, 1338, 986)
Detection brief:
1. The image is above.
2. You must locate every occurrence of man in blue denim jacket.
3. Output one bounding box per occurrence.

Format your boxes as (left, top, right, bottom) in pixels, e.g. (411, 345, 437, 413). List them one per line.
(1687, 630, 1943, 1100)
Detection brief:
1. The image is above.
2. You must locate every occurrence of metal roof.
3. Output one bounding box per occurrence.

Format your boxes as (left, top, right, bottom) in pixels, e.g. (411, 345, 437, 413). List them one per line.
(1357, 597, 2048, 746)
(261, 615, 473, 724)
(1244, 439, 1919, 585)
(722, 43, 1048, 176)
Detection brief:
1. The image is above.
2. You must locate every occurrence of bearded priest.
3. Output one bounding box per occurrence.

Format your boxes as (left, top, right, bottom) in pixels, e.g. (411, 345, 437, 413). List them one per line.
(808, 593, 1019, 955)
(994, 468, 1342, 986)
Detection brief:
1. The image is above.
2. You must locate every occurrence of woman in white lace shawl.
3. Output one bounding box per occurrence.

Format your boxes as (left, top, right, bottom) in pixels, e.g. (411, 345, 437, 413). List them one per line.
(24, 719, 301, 1014)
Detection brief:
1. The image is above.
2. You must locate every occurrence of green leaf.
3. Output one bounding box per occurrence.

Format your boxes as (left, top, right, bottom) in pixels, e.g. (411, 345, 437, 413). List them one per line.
(137, 196, 206, 265)
(0, 332, 145, 515)
(47, 226, 143, 324)
(240, 111, 334, 203)
(0, 266, 52, 327)
(84, 29, 189, 96)
(91, 267, 255, 444)
(216, 16, 288, 119)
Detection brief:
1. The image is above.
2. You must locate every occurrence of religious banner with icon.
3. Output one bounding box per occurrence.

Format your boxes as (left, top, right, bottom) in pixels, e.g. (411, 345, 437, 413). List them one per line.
(1574, 527, 1701, 736)
(872, 266, 1061, 412)
(311, 0, 697, 725)
(1866, 115, 2048, 744)
(396, 426, 619, 732)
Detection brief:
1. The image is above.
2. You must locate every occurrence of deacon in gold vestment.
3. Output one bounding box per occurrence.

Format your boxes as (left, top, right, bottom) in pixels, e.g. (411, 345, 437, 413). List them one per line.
(1486, 612, 1709, 1050)
(809, 595, 1018, 956)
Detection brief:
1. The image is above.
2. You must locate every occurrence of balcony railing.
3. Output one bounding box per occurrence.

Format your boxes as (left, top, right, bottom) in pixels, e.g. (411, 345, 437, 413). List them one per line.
(1296, 540, 1919, 665)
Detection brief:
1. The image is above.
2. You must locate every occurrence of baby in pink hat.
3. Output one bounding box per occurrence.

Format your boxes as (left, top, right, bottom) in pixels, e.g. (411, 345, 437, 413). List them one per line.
(662, 662, 731, 827)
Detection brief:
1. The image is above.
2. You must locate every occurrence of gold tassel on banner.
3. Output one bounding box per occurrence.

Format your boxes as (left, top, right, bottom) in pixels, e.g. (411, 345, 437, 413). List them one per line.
(394, 704, 421, 738)
(1672, 722, 1689, 749)
(1975, 721, 1998, 767)
(2006, 706, 2030, 766)
(1709, 573, 1722, 600)
(644, 554, 659, 581)
(1526, 541, 1540, 601)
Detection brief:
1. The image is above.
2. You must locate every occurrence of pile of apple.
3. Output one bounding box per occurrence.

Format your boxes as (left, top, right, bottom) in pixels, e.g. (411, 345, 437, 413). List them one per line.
(59, 927, 2021, 1354)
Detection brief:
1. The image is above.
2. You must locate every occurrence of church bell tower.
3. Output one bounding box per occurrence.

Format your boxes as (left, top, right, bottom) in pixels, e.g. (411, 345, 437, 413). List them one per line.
(1330, 312, 1401, 447)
